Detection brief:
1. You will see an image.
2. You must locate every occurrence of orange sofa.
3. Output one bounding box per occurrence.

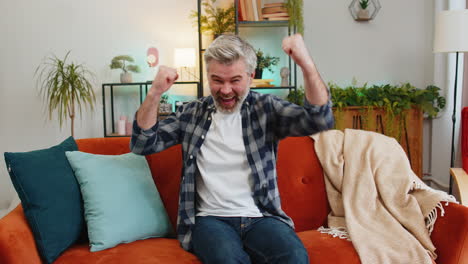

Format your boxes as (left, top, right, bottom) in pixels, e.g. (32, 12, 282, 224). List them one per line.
(0, 137, 467, 264)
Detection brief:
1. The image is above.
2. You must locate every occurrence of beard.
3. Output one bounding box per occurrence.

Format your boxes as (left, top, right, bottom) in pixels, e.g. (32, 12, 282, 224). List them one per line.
(213, 89, 249, 114)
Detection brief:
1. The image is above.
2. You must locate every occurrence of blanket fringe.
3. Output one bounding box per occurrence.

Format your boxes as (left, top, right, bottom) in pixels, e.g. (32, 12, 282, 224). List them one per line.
(318, 226, 351, 241)
(411, 181, 458, 235)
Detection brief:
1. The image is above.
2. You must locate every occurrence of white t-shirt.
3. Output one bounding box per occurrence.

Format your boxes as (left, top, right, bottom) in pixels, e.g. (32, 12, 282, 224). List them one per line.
(196, 108, 262, 217)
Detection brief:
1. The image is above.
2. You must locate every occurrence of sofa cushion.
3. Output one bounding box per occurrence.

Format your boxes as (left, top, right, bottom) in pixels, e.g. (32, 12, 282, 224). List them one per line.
(65, 151, 173, 252)
(277, 137, 330, 232)
(3, 137, 84, 264)
(54, 238, 200, 264)
(297, 230, 360, 263)
(54, 231, 360, 264)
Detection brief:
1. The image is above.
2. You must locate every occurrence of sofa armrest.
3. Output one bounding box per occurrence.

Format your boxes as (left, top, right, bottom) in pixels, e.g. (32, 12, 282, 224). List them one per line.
(450, 168, 468, 205)
(0, 205, 42, 264)
(431, 202, 468, 264)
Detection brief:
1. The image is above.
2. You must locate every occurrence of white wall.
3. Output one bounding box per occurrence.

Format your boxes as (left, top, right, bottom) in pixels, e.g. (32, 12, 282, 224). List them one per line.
(0, 0, 198, 210)
(0, 0, 449, 210)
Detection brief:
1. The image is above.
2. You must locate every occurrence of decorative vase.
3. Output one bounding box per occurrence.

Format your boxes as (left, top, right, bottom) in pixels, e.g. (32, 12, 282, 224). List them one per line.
(357, 9, 370, 20)
(120, 72, 132, 83)
(254, 68, 263, 79)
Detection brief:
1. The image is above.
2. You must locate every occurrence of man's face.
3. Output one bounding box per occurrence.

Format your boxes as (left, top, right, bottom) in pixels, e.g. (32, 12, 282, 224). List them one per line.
(207, 59, 254, 113)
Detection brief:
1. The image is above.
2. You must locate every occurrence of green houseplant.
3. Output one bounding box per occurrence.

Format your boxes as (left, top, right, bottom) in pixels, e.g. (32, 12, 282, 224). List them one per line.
(358, 0, 370, 19)
(190, 0, 235, 38)
(159, 94, 172, 113)
(286, 86, 305, 105)
(285, 0, 304, 35)
(255, 49, 280, 79)
(110, 55, 141, 83)
(287, 81, 445, 177)
(35, 52, 96, 137)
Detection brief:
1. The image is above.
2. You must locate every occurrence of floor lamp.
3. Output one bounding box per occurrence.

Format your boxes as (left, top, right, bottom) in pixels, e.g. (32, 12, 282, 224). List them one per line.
(434, 9, 468, 194)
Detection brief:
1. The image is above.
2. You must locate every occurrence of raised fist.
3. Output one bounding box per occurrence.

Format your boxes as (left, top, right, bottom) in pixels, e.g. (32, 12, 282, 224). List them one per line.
(151, 66, 178, 96)
(282, 34, 314, 70)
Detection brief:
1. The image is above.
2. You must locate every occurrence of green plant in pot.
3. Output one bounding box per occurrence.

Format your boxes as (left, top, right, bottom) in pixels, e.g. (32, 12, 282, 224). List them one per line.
(286, 86, 305, 105)
(110, 55, 141, 83)
(159, 94, 172, 113)
(358, 0, 370, 20)
(190, 0, 235, 39)
(35, 51, 96, 137)
(255, 49, 280, 79)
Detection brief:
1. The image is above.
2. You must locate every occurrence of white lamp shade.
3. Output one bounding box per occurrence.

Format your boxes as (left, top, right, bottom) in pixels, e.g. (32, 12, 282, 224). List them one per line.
(174, 48, 196, 67)
(434, 9, 468, 53)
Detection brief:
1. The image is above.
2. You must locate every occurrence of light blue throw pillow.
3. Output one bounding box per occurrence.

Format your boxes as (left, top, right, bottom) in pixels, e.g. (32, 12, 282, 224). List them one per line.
(65, 151, 173, 252)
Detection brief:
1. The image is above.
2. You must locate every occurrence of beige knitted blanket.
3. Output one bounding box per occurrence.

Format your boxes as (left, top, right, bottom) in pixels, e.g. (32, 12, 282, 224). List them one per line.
(310, 129, 457, 264)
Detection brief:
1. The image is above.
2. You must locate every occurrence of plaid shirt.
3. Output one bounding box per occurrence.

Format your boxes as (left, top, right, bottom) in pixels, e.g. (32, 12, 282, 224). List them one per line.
(130, 91, 334, 251)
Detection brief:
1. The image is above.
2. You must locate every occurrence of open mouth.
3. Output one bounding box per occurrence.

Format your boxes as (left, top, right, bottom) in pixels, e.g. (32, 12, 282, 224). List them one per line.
(220, 97, 236, 104)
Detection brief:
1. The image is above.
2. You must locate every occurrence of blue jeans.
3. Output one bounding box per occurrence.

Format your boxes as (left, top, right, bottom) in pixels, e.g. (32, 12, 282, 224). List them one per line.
(191, 216, 309, 264)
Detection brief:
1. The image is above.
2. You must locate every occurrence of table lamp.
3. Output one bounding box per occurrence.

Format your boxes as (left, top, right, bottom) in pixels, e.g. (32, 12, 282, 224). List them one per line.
(433, 9, 468, 194)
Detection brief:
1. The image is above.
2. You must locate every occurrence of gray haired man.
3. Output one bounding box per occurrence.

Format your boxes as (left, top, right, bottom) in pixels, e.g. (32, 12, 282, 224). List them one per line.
(131, 34, 334, 263)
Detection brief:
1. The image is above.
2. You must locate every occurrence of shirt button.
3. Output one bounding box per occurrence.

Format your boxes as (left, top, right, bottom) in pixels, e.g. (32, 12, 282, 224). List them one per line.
(190, 155, 194, 159)
(201, 135, 205, 139)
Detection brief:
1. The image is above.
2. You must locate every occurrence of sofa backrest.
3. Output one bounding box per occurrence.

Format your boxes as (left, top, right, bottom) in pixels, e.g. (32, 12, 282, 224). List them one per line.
(75, 136, 329, 232)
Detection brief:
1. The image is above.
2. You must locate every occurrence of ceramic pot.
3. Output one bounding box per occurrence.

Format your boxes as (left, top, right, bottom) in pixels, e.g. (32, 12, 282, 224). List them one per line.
(357, 9, 370, 20)
(254, 68, 263, 79)
(120, 72, 132, 83)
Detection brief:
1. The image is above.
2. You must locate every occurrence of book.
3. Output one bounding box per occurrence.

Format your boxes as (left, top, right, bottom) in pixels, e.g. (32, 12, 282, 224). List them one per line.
(262, 6, 287, 14)
(256, 0, 263, 21)
(264, 16, 289, 21)
(245, 0, 255, 21)
(252, 79, 275, 87)
(240, 0, 248, 21)
(252, 79, 274, 83)
(262, 12, 289, 18)
(238, 0, 245, 21)
(252, 0, 259, 21)
(264, 2, 285, 8)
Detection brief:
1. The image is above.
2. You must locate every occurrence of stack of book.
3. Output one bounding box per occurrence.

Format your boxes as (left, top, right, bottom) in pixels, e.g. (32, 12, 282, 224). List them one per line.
(238, 0, 289, 22)
(251, 79, 275, 87)
(262, 2, 289, 21)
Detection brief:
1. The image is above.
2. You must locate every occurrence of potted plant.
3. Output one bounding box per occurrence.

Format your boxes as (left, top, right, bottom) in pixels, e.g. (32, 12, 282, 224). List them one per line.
(357, 0, 370, 20)
(35, 51, 96, 137)
(159, 94, 172, 114)
(110, 55, 141, 83)
(255, 49, 280, 79)
(287, 81, 446, 177)
(190, 0, 235, 39)
(285, 0, 304, 35)
(286, 86, 305, 105)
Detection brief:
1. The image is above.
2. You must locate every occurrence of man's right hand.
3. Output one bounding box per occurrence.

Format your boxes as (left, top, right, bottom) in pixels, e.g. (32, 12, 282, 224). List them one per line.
(137, 66, 178, 130)
(151, 66, 179, 97)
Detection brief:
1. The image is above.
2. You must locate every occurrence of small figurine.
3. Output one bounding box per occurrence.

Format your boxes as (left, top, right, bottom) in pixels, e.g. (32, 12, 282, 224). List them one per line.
(280, 67, 290, 87)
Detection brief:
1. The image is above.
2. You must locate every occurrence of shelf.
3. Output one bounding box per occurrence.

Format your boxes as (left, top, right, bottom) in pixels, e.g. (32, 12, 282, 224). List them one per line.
(238, 20, 289, 27)
(251, 86, 295, 90)
(103, 81, 199, 86)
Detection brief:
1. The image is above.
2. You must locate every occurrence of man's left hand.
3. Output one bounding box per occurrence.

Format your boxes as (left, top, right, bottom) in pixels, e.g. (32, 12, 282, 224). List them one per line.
(282, 34, 314, 72)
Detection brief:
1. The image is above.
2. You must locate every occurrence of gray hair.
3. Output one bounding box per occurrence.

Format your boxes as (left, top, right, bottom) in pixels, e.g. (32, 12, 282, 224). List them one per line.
(204, 34, 257, 74)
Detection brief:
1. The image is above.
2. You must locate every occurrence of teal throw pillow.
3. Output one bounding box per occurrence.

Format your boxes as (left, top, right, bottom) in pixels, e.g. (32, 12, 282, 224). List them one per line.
(4, 137, 84, 264)
(65, 151, 173, 252)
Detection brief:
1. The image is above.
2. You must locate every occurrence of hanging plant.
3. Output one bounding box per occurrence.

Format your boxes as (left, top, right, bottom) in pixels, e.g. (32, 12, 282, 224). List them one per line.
(285, 0, 304, 35)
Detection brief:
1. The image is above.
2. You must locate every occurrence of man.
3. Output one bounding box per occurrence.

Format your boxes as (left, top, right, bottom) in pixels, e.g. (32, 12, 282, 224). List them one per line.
(131, 34, 334, 264)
